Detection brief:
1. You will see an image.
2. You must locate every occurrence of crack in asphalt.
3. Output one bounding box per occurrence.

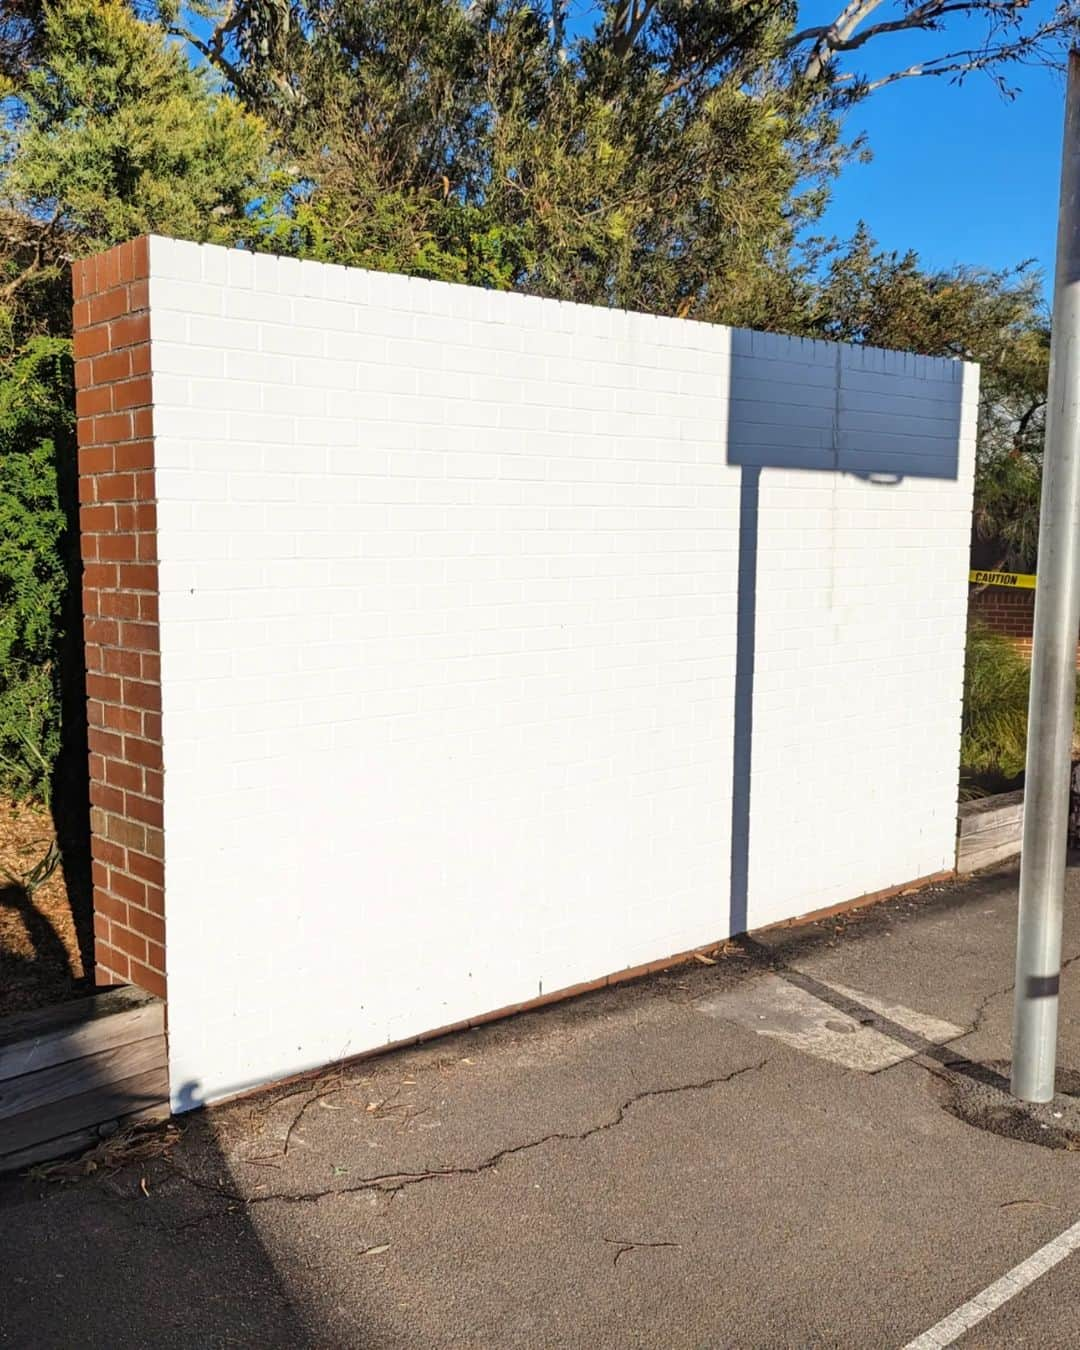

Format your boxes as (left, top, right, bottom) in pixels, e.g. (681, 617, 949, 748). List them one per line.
(602, 1236, 681, 1267)
(966, 947, 1080, 1037)
(94, 927, 1080, 1242)
(163, 1058, 769, 1222)
(154, 941, 1080, 1233)
(968, 980, 1016, 1035)
(737, 937, 1080, 1107)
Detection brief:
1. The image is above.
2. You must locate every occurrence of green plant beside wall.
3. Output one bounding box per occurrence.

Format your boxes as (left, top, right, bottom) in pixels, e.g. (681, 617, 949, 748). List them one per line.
(0, 0, 286, 808)
(0, 336, 72, 802)
(959, 622, 1080, 796)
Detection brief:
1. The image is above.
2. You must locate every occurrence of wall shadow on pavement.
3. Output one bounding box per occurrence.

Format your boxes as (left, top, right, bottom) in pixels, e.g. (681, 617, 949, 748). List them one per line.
(725, 331, 964, 939)
(1, 1077, 328, 1349)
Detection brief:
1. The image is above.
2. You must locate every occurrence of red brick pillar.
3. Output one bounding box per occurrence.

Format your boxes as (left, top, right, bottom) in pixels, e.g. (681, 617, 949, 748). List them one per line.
(72, 238, 165, 999)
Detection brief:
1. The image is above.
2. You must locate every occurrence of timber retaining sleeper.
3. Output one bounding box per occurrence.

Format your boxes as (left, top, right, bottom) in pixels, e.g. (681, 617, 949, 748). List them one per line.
(0, 985, 168, 1172)
(957, 790, 1024, 874)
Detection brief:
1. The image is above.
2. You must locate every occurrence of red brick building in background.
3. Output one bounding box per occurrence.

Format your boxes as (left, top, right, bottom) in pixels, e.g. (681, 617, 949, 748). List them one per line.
(968, 583, 1080, 665)
(968, 585, 1037, 659)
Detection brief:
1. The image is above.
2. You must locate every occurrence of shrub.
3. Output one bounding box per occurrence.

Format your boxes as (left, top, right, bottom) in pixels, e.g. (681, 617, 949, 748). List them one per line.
(0, 336, 73, 802)
(960, 622, 1036, 790)
(0, 0, 285, 806)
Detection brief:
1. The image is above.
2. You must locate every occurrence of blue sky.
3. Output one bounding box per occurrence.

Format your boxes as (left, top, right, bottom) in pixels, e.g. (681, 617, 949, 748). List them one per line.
(800, 1, 1067, 288)
(564, 0, 1065, 288)
(191, 1, 1066, 289)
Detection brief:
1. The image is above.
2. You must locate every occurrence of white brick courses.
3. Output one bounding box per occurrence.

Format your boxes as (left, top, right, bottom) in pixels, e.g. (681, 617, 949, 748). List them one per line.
(145, 237, 977, 1107)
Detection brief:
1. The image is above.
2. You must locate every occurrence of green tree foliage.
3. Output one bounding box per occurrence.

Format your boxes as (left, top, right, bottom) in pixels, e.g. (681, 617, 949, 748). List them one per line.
(168, 5, 1057, 496)
(0, 0, 1069, 814)
(164, 1, 845, 325)
(148, 0, 1079, 343)
(5, 2, 277, 256)
(0, 0, 283, 800)
(0, 336, 70, 801)
(806, 226, 1050, 571)
(0, 0, 283, 335)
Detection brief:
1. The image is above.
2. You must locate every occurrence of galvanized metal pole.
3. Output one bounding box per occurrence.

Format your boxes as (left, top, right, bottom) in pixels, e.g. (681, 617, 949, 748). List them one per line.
(1011, 49, 1080, 1103)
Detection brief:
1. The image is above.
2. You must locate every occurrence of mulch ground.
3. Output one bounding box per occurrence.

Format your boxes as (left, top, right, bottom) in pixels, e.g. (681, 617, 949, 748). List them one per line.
(0, 798, 90, 1018)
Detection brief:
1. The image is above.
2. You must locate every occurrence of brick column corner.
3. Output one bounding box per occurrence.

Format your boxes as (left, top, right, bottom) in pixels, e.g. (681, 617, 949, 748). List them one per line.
(72, 237, 165, 1000)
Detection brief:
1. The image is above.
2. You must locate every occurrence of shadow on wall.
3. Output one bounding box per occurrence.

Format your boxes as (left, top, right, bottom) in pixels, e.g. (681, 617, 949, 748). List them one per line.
(725, 329, 963, 938)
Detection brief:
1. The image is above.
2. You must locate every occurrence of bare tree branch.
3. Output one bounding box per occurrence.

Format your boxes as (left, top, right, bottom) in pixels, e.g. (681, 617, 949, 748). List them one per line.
(827, 1, 994, 55)
(1014, 399, 1046, 444)
(0, 208, 64, 303)
(858, 24, 1067, 90)
(787, 0, 1080, 89)
(794, 0, 889, 81)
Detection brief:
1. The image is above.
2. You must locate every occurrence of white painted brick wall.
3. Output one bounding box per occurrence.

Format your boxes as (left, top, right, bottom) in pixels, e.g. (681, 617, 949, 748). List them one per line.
(145, 237, 977, 1108)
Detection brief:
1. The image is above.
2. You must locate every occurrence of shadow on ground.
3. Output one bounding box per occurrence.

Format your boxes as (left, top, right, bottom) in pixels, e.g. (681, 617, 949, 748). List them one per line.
(0, 871, 90, 1017)
(0, 881, 73, 982)
(1, 1103, 319, 1349)
(7, 866, 1080, 1350)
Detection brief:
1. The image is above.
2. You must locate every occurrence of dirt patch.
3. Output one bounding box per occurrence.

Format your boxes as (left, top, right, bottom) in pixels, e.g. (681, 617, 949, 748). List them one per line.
(933, 1058, 1080, 1150)
(0, 798, 90, 1017)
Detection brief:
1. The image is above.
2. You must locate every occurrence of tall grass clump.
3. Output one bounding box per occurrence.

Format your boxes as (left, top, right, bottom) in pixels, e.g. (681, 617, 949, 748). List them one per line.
(960, 622, 1034, 792)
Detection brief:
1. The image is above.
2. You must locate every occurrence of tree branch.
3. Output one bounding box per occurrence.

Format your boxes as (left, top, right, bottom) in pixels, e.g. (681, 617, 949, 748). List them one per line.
(859, 28, 1056, 91)
(0, 209, 63, 303)
(1013, 399, 1046, 446)
(170, 24, 245, 91)
(610, 0, 656, 61)
(663, 3, 782, 95)
(829, 1, 994, 55)
(794, 0, 888, 81)
(788, 0, 1078, 86)
(167, 2, 249, 92)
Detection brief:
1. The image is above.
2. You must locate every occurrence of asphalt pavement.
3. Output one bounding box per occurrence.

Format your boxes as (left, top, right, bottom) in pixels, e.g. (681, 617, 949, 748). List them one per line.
(6, 861, 1080, 1348)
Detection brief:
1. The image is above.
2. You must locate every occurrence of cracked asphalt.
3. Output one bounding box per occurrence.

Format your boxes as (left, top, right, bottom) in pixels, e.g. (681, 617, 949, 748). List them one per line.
(7, 862, 1080, 1348)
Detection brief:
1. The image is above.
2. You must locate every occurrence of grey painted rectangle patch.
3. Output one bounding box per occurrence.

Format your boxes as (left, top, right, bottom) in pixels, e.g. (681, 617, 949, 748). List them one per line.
(697, 974, 963, 1072)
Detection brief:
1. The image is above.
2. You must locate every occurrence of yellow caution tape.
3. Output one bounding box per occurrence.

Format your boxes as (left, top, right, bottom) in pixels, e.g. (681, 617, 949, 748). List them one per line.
(969, 569, 1037, 589)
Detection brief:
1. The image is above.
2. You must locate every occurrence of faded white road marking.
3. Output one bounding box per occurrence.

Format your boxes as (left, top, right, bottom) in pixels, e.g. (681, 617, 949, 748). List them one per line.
(902, 1217, 1080, 1348)
(697, 973, 963, 1071)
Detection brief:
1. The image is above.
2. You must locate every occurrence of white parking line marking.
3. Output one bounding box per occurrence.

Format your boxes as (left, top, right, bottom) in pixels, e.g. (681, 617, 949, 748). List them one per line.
(903, 1217, 1080, 1348)
(696, 973, 962, 1071)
